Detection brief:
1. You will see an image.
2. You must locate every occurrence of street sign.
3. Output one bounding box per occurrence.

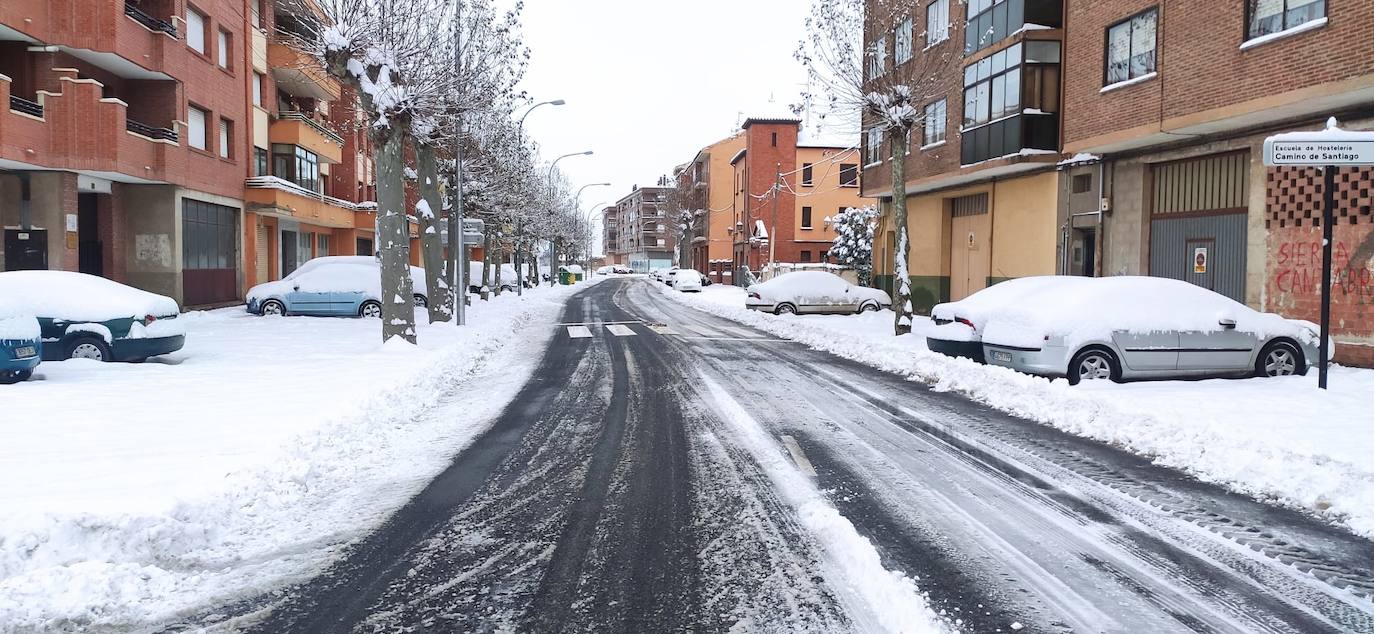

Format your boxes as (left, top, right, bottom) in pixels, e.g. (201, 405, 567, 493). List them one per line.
(1261, 119, 1374, 389)
(462, 219, 484, 232)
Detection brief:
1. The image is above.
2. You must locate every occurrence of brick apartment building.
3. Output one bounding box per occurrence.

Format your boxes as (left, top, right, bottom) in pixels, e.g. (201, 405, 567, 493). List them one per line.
(0, 0, 386, 308)
(601, 205, 621, 266)
(727, 116, 867, 282)
(605, 184, 675, 272)
(864, 0, 1374, 365)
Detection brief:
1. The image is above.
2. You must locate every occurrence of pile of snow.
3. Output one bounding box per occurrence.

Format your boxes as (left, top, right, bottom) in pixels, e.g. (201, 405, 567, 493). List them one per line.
(559, 264, 585, 275)
(663, 284, 1374, 540)
(0, 281, 597, 630)
(0, 271, 179, 320)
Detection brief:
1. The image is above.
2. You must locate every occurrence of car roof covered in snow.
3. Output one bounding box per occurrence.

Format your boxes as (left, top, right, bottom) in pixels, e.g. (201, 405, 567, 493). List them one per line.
(0, 270, 179, 321)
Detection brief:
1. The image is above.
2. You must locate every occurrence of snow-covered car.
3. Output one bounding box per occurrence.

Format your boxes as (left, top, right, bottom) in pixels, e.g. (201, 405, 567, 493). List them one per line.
(745, 271, 891, 315)
(595, 265, 615, 276)
(247, 256, 428, 318)
(613, 265, 632, 274)
(468, 262, 521, 293)
(0, 310, 41, 383)
(975, 276, 1327, 385)
(672, 269, 703, 292)
(0, 271, 185, 363)
(928, 277, 1069, 362)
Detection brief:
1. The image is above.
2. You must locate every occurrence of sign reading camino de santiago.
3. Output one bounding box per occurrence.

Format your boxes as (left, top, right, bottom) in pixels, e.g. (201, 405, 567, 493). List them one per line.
(1264, 118, 1374, 167)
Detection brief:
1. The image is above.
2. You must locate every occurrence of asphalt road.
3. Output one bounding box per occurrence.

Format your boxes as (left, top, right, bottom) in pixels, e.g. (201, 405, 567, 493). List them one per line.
(223, 278, 1374, 633)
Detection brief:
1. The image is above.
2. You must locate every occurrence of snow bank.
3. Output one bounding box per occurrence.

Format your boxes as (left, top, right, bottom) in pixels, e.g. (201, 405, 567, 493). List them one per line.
(663, 284, 1374, 541)
(0, 271, 179, 320)
(0, 281, 597, 630)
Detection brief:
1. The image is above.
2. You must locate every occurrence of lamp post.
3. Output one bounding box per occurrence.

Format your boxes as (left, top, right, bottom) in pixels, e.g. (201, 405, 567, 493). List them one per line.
(583, 199, 613, 273)
(546, 151, 594, 285)
(572, 184, 611, 269)
(513, 99, 564, 295)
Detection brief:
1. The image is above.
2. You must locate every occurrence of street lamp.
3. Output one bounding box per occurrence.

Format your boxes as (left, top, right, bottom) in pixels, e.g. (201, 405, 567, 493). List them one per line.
(545, 151, 595, 284)
(583, 199, 614, 270)
(572, 184, 611, 268)
(512, 98, 564, 295)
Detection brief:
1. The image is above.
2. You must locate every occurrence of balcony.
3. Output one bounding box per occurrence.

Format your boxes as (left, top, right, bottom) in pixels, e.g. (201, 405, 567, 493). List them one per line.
(965, 0, 1063, 56)
(9, 94, 43, 118)
(124, 1, 177, 37)
(245, 176, 358, 228)
(960, 112, 1059, 166)
(270, 111, 343, 163)
(269, 42, 341, 102)
(125, 117, 176, 142)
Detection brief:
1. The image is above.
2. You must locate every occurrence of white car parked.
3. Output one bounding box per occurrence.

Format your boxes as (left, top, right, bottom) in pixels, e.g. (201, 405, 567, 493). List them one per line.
(672, 269, 703, 292)
(745, 271, 891, 315)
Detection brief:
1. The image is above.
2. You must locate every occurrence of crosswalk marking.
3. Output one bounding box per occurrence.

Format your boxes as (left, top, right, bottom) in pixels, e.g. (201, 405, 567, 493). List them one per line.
(606, 324, 636, 337)
(567, 326, 593, 339)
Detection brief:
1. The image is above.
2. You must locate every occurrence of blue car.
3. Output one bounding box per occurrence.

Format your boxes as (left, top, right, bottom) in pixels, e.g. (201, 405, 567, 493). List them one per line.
(1, 314, 42, 384)
(0, 271, 186, 363)
(247, 256, 429, 317)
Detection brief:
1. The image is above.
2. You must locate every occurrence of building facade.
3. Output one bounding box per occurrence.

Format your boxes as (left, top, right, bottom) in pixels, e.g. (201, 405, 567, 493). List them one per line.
(605, 184, 674, 272)
(863, 0, 1066, 313)
(0, 0, 386, 307)
(729, 117, 867, 282)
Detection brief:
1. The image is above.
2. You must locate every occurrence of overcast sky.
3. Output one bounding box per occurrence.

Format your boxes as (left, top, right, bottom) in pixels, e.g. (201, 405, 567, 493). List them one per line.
(508, 0, 822, 216)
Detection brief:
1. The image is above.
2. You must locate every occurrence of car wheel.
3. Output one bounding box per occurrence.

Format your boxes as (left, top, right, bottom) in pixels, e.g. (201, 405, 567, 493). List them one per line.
(413, 294, 428, 308)
(1256, 340, 1305, 378)
(775, 303, 798, 315)
(859, 301, 880, 313)
(66, 337, 113, 362)
(359, 301, 383, 318)
(1068, 347, 1120, 386)
(0, 370, 30, 385)
(261, 299, 286, 316)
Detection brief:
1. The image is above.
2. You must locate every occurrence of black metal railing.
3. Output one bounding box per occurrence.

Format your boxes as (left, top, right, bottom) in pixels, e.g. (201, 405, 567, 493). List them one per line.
(9, 95, 43, 118)
(124, 2, 178, 37)
(126, 118, 178, 142)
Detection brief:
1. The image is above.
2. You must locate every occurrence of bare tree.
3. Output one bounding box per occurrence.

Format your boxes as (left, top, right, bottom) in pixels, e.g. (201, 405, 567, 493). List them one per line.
(797, 0, 963, 334)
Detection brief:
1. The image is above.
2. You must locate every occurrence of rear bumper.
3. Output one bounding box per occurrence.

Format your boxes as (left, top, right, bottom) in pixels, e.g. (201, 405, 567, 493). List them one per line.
(745, 302, 775, 313)
(984, 343, 1071, 378)
(112, 335, 186, 361)
(927, 337, 984, 363)
(1, 341, 42, 374)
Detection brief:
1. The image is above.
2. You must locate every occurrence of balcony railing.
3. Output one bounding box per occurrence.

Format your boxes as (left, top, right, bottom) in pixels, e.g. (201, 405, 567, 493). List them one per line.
(246, 175, 360, 210)
(126, 118, 178, 142)
(9, 95, 43, 118)
(124, 2, 178, 37)
(278, 111, 345, 146)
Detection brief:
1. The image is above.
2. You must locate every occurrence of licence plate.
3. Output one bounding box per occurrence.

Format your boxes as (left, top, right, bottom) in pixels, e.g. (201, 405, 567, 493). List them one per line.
(990, 350, 1013, 363)
(14, 346, 37, 358)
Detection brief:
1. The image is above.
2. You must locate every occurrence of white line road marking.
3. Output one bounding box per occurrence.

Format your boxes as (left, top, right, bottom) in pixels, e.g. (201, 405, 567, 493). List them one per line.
(780, 435, 818, 477)
(647, 324, 678, 335)
(606, 324, 637, 337)
(566, 326, 593, 339)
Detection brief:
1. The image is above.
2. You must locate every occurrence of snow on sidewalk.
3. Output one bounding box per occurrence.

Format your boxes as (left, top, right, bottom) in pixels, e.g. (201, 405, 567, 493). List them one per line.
(0, 282, 594, 630)
(663, 284, 1374, 541)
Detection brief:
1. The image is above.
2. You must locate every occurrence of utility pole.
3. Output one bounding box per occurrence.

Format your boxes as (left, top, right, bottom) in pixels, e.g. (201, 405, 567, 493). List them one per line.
(769, 163, 780, 272)
(449, 0, 466, 326)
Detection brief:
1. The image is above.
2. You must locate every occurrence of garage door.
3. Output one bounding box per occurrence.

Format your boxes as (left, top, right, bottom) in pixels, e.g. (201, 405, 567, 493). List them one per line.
(255, 223, 269, 285)
(182, 199, 239, 306)
(1148, 152, 1249, 302)
(950, 193, 991, 300)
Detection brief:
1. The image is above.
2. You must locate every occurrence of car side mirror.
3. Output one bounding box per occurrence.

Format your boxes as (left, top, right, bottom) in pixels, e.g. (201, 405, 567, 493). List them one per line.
(293, 284, 300, 292)
(1219, 318, 1237, 329)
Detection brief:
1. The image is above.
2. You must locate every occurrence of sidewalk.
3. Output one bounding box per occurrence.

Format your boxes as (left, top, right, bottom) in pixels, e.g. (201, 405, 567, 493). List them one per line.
(0, 282, 592, 630)
(662, 284, 1374, 542)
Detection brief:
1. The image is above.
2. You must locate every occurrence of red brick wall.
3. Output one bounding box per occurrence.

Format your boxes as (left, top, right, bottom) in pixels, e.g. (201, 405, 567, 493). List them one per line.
(99, 186, 128, 282)
(1265, 166, 1374, 366)
(1064, 0, 1374, 147)
(741, 122, 799, 267)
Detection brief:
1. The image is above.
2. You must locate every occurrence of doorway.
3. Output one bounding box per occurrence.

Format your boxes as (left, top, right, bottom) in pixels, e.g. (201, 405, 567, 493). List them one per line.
(281, 229, 298, 277)
(949, 193, 991, 300)
(78, 193, 103, 276)
(1070, 228, 1096, 277)
(3, 229, 47, 271)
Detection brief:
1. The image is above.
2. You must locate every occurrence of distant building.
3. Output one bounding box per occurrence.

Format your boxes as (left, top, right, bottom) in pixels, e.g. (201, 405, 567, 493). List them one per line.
(606, 184, 675, 272)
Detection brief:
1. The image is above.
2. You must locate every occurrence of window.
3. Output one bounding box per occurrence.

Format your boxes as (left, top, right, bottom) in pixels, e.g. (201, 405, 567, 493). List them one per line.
(965, 0, 1010, 54)
(923, 99, 947, 146)
(317, 234, 330, 257)
(218, 118, 232, 159)
(187, 105, 208, 150)
(1106, 8, 1157, 85)
(868, 36, 887, 79)
(1247, 0, 1325, 40)
(840, 164, 859, 187)
(771, 132, 778, 147)
(801, 163, 814, 186)
(926, 0, 949, 46)
(253, 73, 263, 107)
(181, 199, 237, 272)
(800, 250, 812, 263)
(962, 43, 1022, 128)
(273, 144, 321, 192)
(251, 0, 261, 28)
(865, 127, 883, 165)
(1072, 173, 1093, 194)
(254, 147, 268, 176)
(186, 7, 207, 54)
(802, 206, 813, 229)
(217, 29, 230, 68)
(820, 251, 829, 262)
(895, 17, 914, 64)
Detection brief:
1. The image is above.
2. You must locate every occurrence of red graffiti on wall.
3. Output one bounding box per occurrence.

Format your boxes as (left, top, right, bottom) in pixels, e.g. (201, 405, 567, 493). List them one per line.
(1273, 238, 1374, 303)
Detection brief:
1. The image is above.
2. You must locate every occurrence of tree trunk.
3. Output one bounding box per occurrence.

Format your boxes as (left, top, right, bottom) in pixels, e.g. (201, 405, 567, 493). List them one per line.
(480, 226, 494, 300)
(889, 127, 912, 336)
(492, 227, 505, 296)
(415, 143, 451, 323)
(374, 127, 418, 343)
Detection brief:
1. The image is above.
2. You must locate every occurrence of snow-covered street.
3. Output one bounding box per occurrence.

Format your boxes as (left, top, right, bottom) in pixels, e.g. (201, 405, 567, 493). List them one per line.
(663, 283, 1374, 541)
(0, 283, 591, 630)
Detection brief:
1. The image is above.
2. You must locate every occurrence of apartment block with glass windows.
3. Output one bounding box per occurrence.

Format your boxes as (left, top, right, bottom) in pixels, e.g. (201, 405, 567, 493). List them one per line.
(862, 0, 1066, 312)
(1060, 0, 1374, 366)
(0, 0, 252, 306)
